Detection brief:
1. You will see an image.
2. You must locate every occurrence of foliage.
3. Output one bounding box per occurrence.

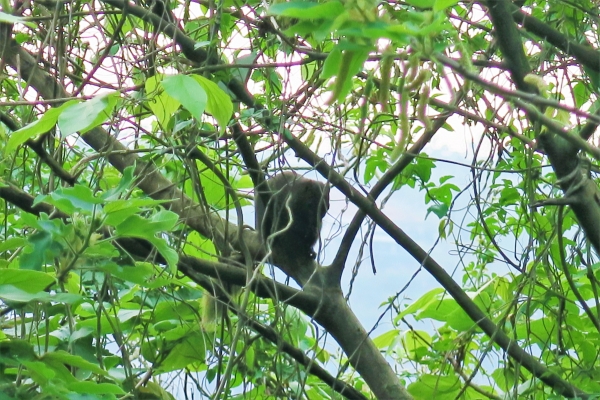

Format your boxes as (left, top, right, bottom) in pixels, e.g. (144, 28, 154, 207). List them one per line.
(1, 0, 600, 399)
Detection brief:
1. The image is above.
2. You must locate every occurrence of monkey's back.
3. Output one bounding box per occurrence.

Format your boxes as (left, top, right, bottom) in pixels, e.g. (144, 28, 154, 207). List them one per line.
(255, 172, 329, 261)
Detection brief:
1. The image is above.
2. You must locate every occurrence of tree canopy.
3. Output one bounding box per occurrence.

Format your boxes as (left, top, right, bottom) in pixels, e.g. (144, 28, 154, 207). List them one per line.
(1, 0, 600, 399)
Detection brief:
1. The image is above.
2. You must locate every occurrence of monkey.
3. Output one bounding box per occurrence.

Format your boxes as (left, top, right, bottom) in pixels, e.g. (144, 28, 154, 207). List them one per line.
(255, 171, 329, 282)
(202, 171, 329, 330)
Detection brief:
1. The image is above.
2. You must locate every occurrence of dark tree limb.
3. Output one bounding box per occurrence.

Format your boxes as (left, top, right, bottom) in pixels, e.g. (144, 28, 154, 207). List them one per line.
(486, 0, 534, 91)
(484, 0, 600, 257)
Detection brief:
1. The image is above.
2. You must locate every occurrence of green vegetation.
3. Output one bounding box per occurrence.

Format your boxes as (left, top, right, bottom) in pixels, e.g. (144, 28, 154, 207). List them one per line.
(1, 0, 600, 398)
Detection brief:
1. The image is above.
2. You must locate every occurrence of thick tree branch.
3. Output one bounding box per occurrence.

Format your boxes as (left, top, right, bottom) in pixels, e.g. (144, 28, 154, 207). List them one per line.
(484, 0, 600, 258)
(486, 0, 534, 90)
(283, 133, 588, 398)
(510, 3, 600, 72)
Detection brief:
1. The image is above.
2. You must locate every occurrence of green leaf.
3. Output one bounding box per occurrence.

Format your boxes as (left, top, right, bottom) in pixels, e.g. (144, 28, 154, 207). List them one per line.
(408, 375, 463, 398)
(35, 185, 104, 214)
(402, 330, 431, 360)
(438, 218, 448, 239)
(58, 92, 119, 136)
(67, 381, 125, 394)
(439, 175, 454, 184)
(268, 1, 344, 20)
(492, 367, 517, 392)
(153, 301, 198, 323)
(21, 360, 57, 385)
(162, 74, 207, 121)
(199, 169, 227, 208)
(148, 237, 179, 273)
(138, 381, 177, 400)
(43, 351, 108, 376)
(115, 210, 178, 237)
(115, 211, 179, 271)
(5, 101, 77, 154)
(413, 156, 435, 182)
(516, 318, 557, 344)
(20, 231, 60, 270)
(34, 357, 77, 384)
(417, 297, 458, 320)
(0, 339, 37, 361)
(103, 198, 166, 226)
(387, 15, 450, 37)
(404, 0, 435, 8)
(191, 75, 233, 132)
(373, 329, 400, 348)
(444, 306, 476, 331)
(101, 262, 170, 288)
(150, 210, 179, 232)
(78, 313, 136, 335)
(573, 82, 589, 109)
(499, 187, 520, 206)
(395, 288, 444, 322)
(70, 326, 95, 342)
(183, 231, 217, 260)
(102, 165, 135, 201)
(157, 332, 206, 373)
(230, 52, 258, 84)
(146, 74, 181, 127)
(115, 215, 150, 237)
(434, 0, 459, 12)
(426, 203, 448, 219)
(322, 46, 342, 80)
(0, 237, 26, 253)
(154, 320, 180, 332)
(0, 285, 82, 304)
(0, 269, 55, 292)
